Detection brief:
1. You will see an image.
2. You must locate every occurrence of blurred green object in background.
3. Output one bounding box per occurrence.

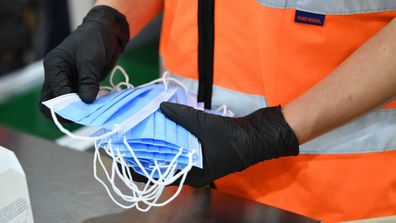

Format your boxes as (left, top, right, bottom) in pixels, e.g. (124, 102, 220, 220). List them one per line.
(0, 41, 159, 140)
(0, 86, 73, 140)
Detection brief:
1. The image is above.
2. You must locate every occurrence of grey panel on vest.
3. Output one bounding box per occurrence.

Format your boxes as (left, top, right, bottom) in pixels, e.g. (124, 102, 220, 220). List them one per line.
(167, 73, 268, 117)
(160, 60, 267, 116)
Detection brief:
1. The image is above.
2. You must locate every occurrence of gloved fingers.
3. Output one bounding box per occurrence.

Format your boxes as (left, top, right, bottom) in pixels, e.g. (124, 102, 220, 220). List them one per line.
(77, 54, 110, 103)
(77, 74, 100, 103)
(43, 50, 75, 97)
(38, 82, 54, 120)
(40, 51, 76, 123)
(160, 102, 208, 140)
(38, 82, 73, 124)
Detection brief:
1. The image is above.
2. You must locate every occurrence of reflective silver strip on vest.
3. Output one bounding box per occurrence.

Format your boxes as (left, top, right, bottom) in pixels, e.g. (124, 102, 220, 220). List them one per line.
(300, 109, 396, 154)
(160, 61, 396, 154)
(165, 72, 268, 117)
(257, 0, 396, 14)
(159, 57, 268, 116)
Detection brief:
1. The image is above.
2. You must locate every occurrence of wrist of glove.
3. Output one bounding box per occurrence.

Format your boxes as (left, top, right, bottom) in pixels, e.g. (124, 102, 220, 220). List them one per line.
(39, 5, 129, 120)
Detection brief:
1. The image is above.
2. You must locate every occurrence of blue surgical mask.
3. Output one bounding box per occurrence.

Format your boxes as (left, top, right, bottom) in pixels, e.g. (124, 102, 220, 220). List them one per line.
(42, 66, 230, 212)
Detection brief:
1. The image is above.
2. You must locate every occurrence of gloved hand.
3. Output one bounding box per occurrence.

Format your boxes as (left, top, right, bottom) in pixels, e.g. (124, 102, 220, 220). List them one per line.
(159, 103, 300, 187)
(39, 5, 129, 119)
(124, 103, 300, 187)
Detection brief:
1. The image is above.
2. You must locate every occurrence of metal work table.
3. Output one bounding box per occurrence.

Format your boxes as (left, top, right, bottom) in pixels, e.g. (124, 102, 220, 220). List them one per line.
(0, 127, 319, 223)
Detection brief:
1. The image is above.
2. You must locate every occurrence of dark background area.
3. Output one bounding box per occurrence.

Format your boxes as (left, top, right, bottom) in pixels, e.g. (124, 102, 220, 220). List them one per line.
(0, 1, 162, 140)
(0, 0, 72, 76)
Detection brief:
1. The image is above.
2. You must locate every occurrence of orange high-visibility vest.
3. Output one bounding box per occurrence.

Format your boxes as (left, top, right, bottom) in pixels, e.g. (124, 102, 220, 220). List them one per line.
(159, 0, 396, 222)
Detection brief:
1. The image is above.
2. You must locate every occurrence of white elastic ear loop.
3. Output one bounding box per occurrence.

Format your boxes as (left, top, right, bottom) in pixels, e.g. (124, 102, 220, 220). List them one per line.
(134, 165, 166, 202)
(105, 145, 179, 211)
(135, 163, 165, 212)
(95, 140, 162, 206)
(109, 144, 165, 200)
(113, 82, 134, 91)
(110, 157, 163, 205)
(122, 136, 194, 196)
(138, 71, 188, 93)
(216, 105, 227, 115)
(110, 65, 131, 88)
(120, 138, 193, 209)
(93, 141, 137, 208)
(95, 139, 194, 210)
(122, 136, 174, 185)
(122, 135, 185, 185)
(116, 159, 163, 199)
(162, 71, 189, 93)
(107, 142, 145, 201)
(139, 152, 194, 208)
(107, 65, 188, 93)
(215, 105, 235, 117)
(110, 143, 171, 192)
(135, 153, 192, 211)
(100, 65, 134, 93)
(135, 161, 170, 211)
(157, 150, 195, 184)
(95, 140, 151, 205)
(139, 161, 177, 199)
(95, 139, 160, 200)
(138, 74, 169, 91)
(95, 140, 143, 204)
(50, 105, 122, 141)
(111, 146, 147, 192)
(111, 159, 161, 204)
(101, 141, 159, 200)
(99, 86, 114, 93)
(103, 141, 171, 202)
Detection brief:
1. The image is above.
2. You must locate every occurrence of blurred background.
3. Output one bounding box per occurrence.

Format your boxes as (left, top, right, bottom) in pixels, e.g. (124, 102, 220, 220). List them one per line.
(0, 0, 161, 149)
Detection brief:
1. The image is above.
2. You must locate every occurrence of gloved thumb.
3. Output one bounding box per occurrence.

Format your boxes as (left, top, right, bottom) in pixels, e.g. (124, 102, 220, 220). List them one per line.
(78, 80, 99, 103)
(78, 68, 100, 103)
(160, 102, 205, 139)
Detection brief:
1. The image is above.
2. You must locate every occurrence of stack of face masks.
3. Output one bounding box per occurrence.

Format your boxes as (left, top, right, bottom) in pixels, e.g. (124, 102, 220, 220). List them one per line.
(42, 66, 232, 211)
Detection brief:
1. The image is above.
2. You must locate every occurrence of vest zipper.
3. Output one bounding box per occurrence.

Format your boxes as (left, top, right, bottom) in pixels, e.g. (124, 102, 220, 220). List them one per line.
(198, 0, 215, 109)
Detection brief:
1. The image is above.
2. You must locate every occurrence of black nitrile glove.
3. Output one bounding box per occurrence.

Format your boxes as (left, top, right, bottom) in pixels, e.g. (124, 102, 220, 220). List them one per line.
(39, 5, 129, 119)
(159, 103, 300, 187)
(124, 103, 300, 187)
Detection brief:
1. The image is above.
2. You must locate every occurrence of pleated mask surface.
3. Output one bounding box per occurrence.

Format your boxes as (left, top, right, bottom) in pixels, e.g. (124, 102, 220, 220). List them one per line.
(93, 86, 203, 179)
(42, 66, 231, 212)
